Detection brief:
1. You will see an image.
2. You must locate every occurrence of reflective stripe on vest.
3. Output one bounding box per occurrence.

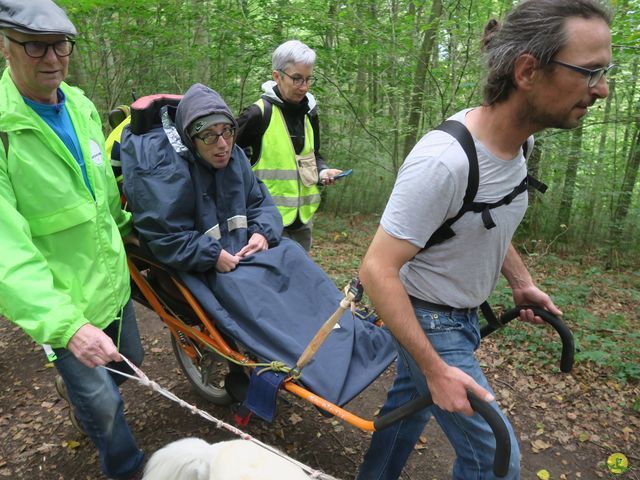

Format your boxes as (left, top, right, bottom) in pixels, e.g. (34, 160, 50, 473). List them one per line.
(252, 99, 321, 226)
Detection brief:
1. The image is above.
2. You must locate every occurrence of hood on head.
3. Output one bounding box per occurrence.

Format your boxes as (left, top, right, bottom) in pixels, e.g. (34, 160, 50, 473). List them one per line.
(175, 83, 237, 152)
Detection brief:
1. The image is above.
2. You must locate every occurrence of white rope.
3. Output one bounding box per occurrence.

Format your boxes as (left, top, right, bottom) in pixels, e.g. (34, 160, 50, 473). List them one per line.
(103, 355, 339, 480)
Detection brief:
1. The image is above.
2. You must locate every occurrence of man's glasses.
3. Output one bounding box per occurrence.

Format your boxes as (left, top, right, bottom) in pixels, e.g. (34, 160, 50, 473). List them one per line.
(549, 59, 615, 88)
(4, 35, 75, 58)
(279, 70, 315, 87)
(194, 128, 235, 145)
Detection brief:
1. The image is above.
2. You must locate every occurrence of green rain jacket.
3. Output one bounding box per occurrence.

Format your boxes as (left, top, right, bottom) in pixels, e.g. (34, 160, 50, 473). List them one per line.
(0, 69, 132, 348)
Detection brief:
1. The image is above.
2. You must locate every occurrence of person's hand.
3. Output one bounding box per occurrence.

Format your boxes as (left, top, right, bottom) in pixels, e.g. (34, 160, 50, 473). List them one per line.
(512, 285, 563, 324)
(426, 364, 495, 416)
(319, 168, 342, 186)
(215, 249, 240, 272)
(236, 233, 268, 258)
(67, 324, 121, 368)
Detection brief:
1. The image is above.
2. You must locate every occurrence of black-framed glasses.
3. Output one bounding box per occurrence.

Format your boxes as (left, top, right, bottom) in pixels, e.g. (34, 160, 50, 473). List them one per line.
(279, 70, 315, 87)
(549, 59, 615, 88)
(4, 35, 75, 58)
(194, 128, 235, 145)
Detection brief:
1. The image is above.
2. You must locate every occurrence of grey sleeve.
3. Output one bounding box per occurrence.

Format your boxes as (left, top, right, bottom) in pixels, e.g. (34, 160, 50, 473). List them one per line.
(381, 141, 467, 248)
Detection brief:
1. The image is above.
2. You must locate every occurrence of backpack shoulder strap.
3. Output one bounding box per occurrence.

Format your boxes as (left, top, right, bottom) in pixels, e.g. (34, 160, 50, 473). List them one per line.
(0, 131, 8, 156)
(422, 123, 548, 251)
(527, 174, 547, 193)
(249, 98, 275, 164)
(436, 120, 479, 204)
(257, 97, 273, 136)
(423, 120, 479, 249)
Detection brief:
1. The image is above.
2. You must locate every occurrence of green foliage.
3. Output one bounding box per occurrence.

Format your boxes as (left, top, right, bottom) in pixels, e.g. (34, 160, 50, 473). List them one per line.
(573, 310, 640, 382)
(324, 210, 640, 385)
(488, 254, 640, 382)
(49, 0, 640, 261)
(314, 217, 640, 381)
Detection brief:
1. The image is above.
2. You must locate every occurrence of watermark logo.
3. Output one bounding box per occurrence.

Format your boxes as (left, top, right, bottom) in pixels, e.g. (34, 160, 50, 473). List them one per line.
(607, 453, 629, 475)
(90, 139, 104, 166)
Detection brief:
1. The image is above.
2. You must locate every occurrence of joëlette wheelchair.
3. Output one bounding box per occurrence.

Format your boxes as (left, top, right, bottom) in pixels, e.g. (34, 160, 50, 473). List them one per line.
(115, 94, 575, 478)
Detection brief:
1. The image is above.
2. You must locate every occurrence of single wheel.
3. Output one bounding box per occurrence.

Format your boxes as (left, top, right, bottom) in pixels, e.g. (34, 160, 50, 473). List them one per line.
(171, 332, 233, 406)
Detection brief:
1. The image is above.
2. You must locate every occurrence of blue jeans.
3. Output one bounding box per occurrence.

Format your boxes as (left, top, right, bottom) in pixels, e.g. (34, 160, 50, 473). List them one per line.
(356, 306, 520, 480)
(53, 299, 144, 479)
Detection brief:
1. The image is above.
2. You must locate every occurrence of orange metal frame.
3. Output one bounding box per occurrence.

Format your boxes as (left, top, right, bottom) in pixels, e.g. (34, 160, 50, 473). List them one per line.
(126, 251, 376, 432)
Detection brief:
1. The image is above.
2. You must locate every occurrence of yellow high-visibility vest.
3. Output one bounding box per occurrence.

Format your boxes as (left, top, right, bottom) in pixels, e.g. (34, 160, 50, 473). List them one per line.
(105, 116, 131, 185)
(252, 99, 321, 226)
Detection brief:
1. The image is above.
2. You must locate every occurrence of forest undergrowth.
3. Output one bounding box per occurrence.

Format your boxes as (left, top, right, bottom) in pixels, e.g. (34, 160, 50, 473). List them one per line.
(311, 210, 640, 477)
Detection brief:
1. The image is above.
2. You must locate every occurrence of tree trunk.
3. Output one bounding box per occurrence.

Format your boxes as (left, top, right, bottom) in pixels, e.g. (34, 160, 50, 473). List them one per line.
(584, 78, 616, 237)
(324, 0, 338, 49)
(557, 127, 583, 230)
(402, 0, 443, 159)
(612, 123, 640, 237)
(387, 0, 401, 170)
(192, 0, 211, 84)
(527, 137, 545, 207)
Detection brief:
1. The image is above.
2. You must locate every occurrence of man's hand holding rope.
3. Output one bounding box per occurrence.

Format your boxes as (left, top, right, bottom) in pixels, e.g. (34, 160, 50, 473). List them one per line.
(67, 323, 121, 368)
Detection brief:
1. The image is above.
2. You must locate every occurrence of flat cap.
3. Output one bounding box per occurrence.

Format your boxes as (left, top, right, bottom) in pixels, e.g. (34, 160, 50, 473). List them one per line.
(0, 0, 77, 36)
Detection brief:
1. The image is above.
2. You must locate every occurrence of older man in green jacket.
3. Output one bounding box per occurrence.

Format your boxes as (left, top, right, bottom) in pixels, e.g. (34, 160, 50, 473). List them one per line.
(0, 1, 144, 478)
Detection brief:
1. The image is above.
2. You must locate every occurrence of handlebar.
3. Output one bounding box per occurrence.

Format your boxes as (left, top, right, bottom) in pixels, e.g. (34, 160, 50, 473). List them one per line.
(374, 391, 511, 478)
(480, 305, 574, 373)
(372, 304, 574, 478)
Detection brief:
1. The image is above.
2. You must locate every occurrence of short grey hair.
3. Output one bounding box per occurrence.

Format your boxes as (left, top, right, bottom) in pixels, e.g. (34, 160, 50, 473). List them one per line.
(272, 40, 316, 71)
(481, 0, 612, 105)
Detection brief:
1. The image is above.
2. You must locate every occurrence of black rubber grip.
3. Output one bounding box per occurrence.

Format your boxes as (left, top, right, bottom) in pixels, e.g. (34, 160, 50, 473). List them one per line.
(373, 391, 511, 478)
(481, 306, 574, 373)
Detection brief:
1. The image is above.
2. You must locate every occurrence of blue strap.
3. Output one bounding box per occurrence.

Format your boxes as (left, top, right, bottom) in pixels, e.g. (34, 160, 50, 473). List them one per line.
(243, 367, 286, 422)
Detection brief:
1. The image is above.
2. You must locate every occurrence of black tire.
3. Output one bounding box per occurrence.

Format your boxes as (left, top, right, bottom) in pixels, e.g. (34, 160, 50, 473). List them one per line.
(170, 333, 233, 406)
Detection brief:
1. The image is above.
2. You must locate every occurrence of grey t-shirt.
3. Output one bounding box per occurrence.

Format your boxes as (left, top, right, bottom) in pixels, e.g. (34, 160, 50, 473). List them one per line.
(381, 109, 531, 308)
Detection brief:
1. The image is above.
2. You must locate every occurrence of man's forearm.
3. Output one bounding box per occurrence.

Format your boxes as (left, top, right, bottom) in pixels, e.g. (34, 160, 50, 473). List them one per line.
(501, 243, 534, 290)
(360, 227, 495, 412)
(360, 258, 446, 378)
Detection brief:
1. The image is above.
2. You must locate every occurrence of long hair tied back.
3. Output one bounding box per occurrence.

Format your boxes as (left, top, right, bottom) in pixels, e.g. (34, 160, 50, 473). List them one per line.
(481, 18, 500, 52)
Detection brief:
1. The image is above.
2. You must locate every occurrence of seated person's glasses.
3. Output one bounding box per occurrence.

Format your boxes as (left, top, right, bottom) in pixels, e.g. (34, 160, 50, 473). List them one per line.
(4, 35, 75, 58)
(194, 128, 235, 145)
(279, 70, 315, 87)
(549, 59, 615, 88)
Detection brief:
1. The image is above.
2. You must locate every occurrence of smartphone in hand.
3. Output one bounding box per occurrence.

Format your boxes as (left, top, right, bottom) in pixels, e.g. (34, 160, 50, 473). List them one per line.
(332, 169, 353, 180)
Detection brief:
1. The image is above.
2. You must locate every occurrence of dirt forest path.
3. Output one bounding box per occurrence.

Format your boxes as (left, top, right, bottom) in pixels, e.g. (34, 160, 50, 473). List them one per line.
(1, 299, 636, 479)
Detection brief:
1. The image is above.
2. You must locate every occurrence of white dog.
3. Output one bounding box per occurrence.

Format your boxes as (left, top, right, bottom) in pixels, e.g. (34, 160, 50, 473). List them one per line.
(142, 437, 312, 480)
